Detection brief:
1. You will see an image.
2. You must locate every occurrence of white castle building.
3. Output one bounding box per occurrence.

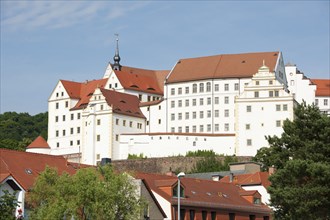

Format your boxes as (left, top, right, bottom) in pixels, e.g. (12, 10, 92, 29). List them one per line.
(27, 40, 329, 165)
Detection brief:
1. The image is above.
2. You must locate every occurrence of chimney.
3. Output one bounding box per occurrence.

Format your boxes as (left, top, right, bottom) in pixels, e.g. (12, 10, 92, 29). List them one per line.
(268, 165, 276, 175)
(229, 173, 234, 183)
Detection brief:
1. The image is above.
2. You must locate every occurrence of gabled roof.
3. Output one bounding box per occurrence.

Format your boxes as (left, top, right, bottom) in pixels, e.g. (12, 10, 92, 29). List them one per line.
(311, 79, 330, 97)
(0, 149, 79, 191)
(114, 66, 169, 95)
(61, 78, 108, 110)
(220, 172, 271, 188)
(100, 88, 146, 119)
(135, 172, 271, 214)
(26, 136, 50, 149)
(166, 51, 280, 83)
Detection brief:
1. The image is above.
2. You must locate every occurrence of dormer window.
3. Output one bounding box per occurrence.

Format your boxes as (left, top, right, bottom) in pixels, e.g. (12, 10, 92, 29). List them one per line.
(254, 197, 261, 204)
(173, 184, 184, 198)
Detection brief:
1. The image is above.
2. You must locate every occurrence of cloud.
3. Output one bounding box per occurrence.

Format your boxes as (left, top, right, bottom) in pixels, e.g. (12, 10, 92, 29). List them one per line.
(1, 1, 148, 32)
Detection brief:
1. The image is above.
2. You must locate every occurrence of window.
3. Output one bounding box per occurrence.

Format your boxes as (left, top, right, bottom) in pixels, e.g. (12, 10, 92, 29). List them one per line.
(97, 119, 101, 125)
(199, 83, 204, 92)
(215, 84, 219, 91)
(254, 91, 259, 98)
(202, 211, 207, 220)
(247, 105, 252, 112)
(178, 100, 182, 107)
(224, 83, 229, 91)
(171, 114, 175, 121)
(96, 154, 100, 160)
(56, 102, 59, 109)
(116, 118, 119, 125)
(192, 125, 197, 132)
(65, 101, 69, 108)
(171, 127, 175, 132)
(138, 94, 142, 101)
(324, 99, 328, 106)
(211, 212, 216, 220)
(55, 116, 58, 122)
(185, 87, 189, 94)
(173, 184, 184, 198)
(100, 104, 103, 110)
(185, 112, 189, 119)
(97, 135, 100, 141)
(207, 110, 211, 118)
(224, 96, 229, 104)
(200, 125, 204, 132)
(269, 80, 273, 85)
(199, 111, 204, 118)
(178, 127, 182, 133)
(130, 121, 133, 127)
(63, 115, 66, 121)
(256, 81, 259, 85)
(171, 88, 175, 95)
(123, 120, 126, 126)
(215, 97, 219, 104)
(215, 110, 219, 117)
(178, 113, 182, 120)
(206, 82, 211, 92)
(56, 92, 59, 97)
(192, 99, 196, 106)
(178, 87, 182, 95)
(190, 210, 195, 220)
(247, 139, 252, 146)
(70, 128, 74, 134)
(207, 97, 211, 105)
(77, 140, 80, 145)
(147, 96, 151, 102)
(283, 104, 288, 111)
(77, 113, 81, 119)
(315, 99, 319, 106)
(276, 120, 281, 127)
(171, 101, 175, 108)
(224, 109, 229, 117)
(115, 83, 118, 88)
(275, 90, 279, 97)
(158, 119, 161, 124)
(224, 123, 229, 131)
(158, 105, 161, 110)
(215, 124, 219, 131)
(192, 84, 197, 93)
(207, 124, 211, 132)
(185, 99, 189, 107)
(276, 104, 281, 111)
(249, 215, 256, 220)
(234, 83, 239, 91)
(115, 135, 119, 141)
(254, 198, 261, 204)
(229, 213, 235, 220)
(200, 98, 204, 105)
(56, 130, 59, 137)
(62, 130, 66, 136)
(70, 140, 73, 146)
(185, 126, 189, 133)
(192, 112, 197, 119)
(269, 91, 274, 97)
(56, 142, 59, 148)
(246, 124, 250, 130)
(77, 127, 80, 134)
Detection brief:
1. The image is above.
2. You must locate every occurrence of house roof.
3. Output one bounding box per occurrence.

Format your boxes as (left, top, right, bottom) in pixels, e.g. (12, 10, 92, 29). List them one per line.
(220, 172, 271, 188)
(100, 88, 146, 119)
(135, 172, 271, 214)
(61, 78, 108, 110)
(26, 136, 50, 149)
(166, 51, 280, 84)
(0, 149, 79, 191)
(311, 79, 330, 97)
(114, 66, 169, 95)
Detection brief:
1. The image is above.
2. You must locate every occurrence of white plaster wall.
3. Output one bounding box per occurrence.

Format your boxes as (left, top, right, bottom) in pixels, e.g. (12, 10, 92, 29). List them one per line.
(119, 134, 235, 159)
(152, 190, 172, 220)
(0, 179, 25, 217)
(315, 95, 330, 115)
(26, 148, 51, 154)
(141, 101, 166, 133)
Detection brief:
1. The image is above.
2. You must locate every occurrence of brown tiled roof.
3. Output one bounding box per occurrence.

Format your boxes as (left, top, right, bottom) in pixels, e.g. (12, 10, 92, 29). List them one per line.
(220, 172, 271, 188)
(61, 79, 108, 110)
(100, 88, 146, 119)
(0, 173, 11, 183)
(135, 172, 271, 214)
(311, 79, 330, 97)
(26, 136, 50, 149)
(166, 51, 280, 83)
(139, 99, 163, 107)
(115, 66, 169, 95)
(0, 149, 79, 191)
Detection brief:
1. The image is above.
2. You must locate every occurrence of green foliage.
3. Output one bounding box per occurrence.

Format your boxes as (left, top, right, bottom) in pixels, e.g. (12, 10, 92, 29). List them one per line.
(28, 166, 143, 220)
(127, 153, 147, 159)
(186, 149, 217, 157)
(0, 190, 18, 220)
(0, 112, 48, 151)
(253, 102, 330, 219)
(190, 155, 238, 173)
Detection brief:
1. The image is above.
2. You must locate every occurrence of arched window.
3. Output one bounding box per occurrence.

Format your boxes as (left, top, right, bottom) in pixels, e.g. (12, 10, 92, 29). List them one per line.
(206, 82, 211, 92)
(192, 84, 197, 93)
(199, 83, 204, 92)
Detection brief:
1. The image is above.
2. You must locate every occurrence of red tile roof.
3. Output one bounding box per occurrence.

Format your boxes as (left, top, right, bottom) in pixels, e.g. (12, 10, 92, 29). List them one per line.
(115, 66, 169, 95)
(166, 51, 280, 83)
(0, 149, 79, 191)
(220, 172, 271, 188)
(100, 88, 146, 119)
(135, 172, 271, 214)
(61, 79, 108, 110)
(26, 136, 50, 149)
(311, 79, 330, 97)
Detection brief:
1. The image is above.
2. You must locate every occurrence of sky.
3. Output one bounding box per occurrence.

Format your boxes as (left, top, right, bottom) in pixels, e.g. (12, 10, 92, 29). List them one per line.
(1, 1, 329, 115)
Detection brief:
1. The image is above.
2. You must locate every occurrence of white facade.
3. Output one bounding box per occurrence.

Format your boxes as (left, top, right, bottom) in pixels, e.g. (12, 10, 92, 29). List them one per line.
(119, 133, 235, 159)
(315, 95, 330, 115)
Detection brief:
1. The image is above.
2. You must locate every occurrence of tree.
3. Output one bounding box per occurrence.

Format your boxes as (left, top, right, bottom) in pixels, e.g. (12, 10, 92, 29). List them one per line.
(28, 165, 143, 220)
(0, 190, 19, 220)
(253, 102, 330, 219)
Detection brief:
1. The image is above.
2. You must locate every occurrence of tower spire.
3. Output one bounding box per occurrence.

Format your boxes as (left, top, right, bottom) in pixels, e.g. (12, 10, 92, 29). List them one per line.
(113, 33, 121, 71)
